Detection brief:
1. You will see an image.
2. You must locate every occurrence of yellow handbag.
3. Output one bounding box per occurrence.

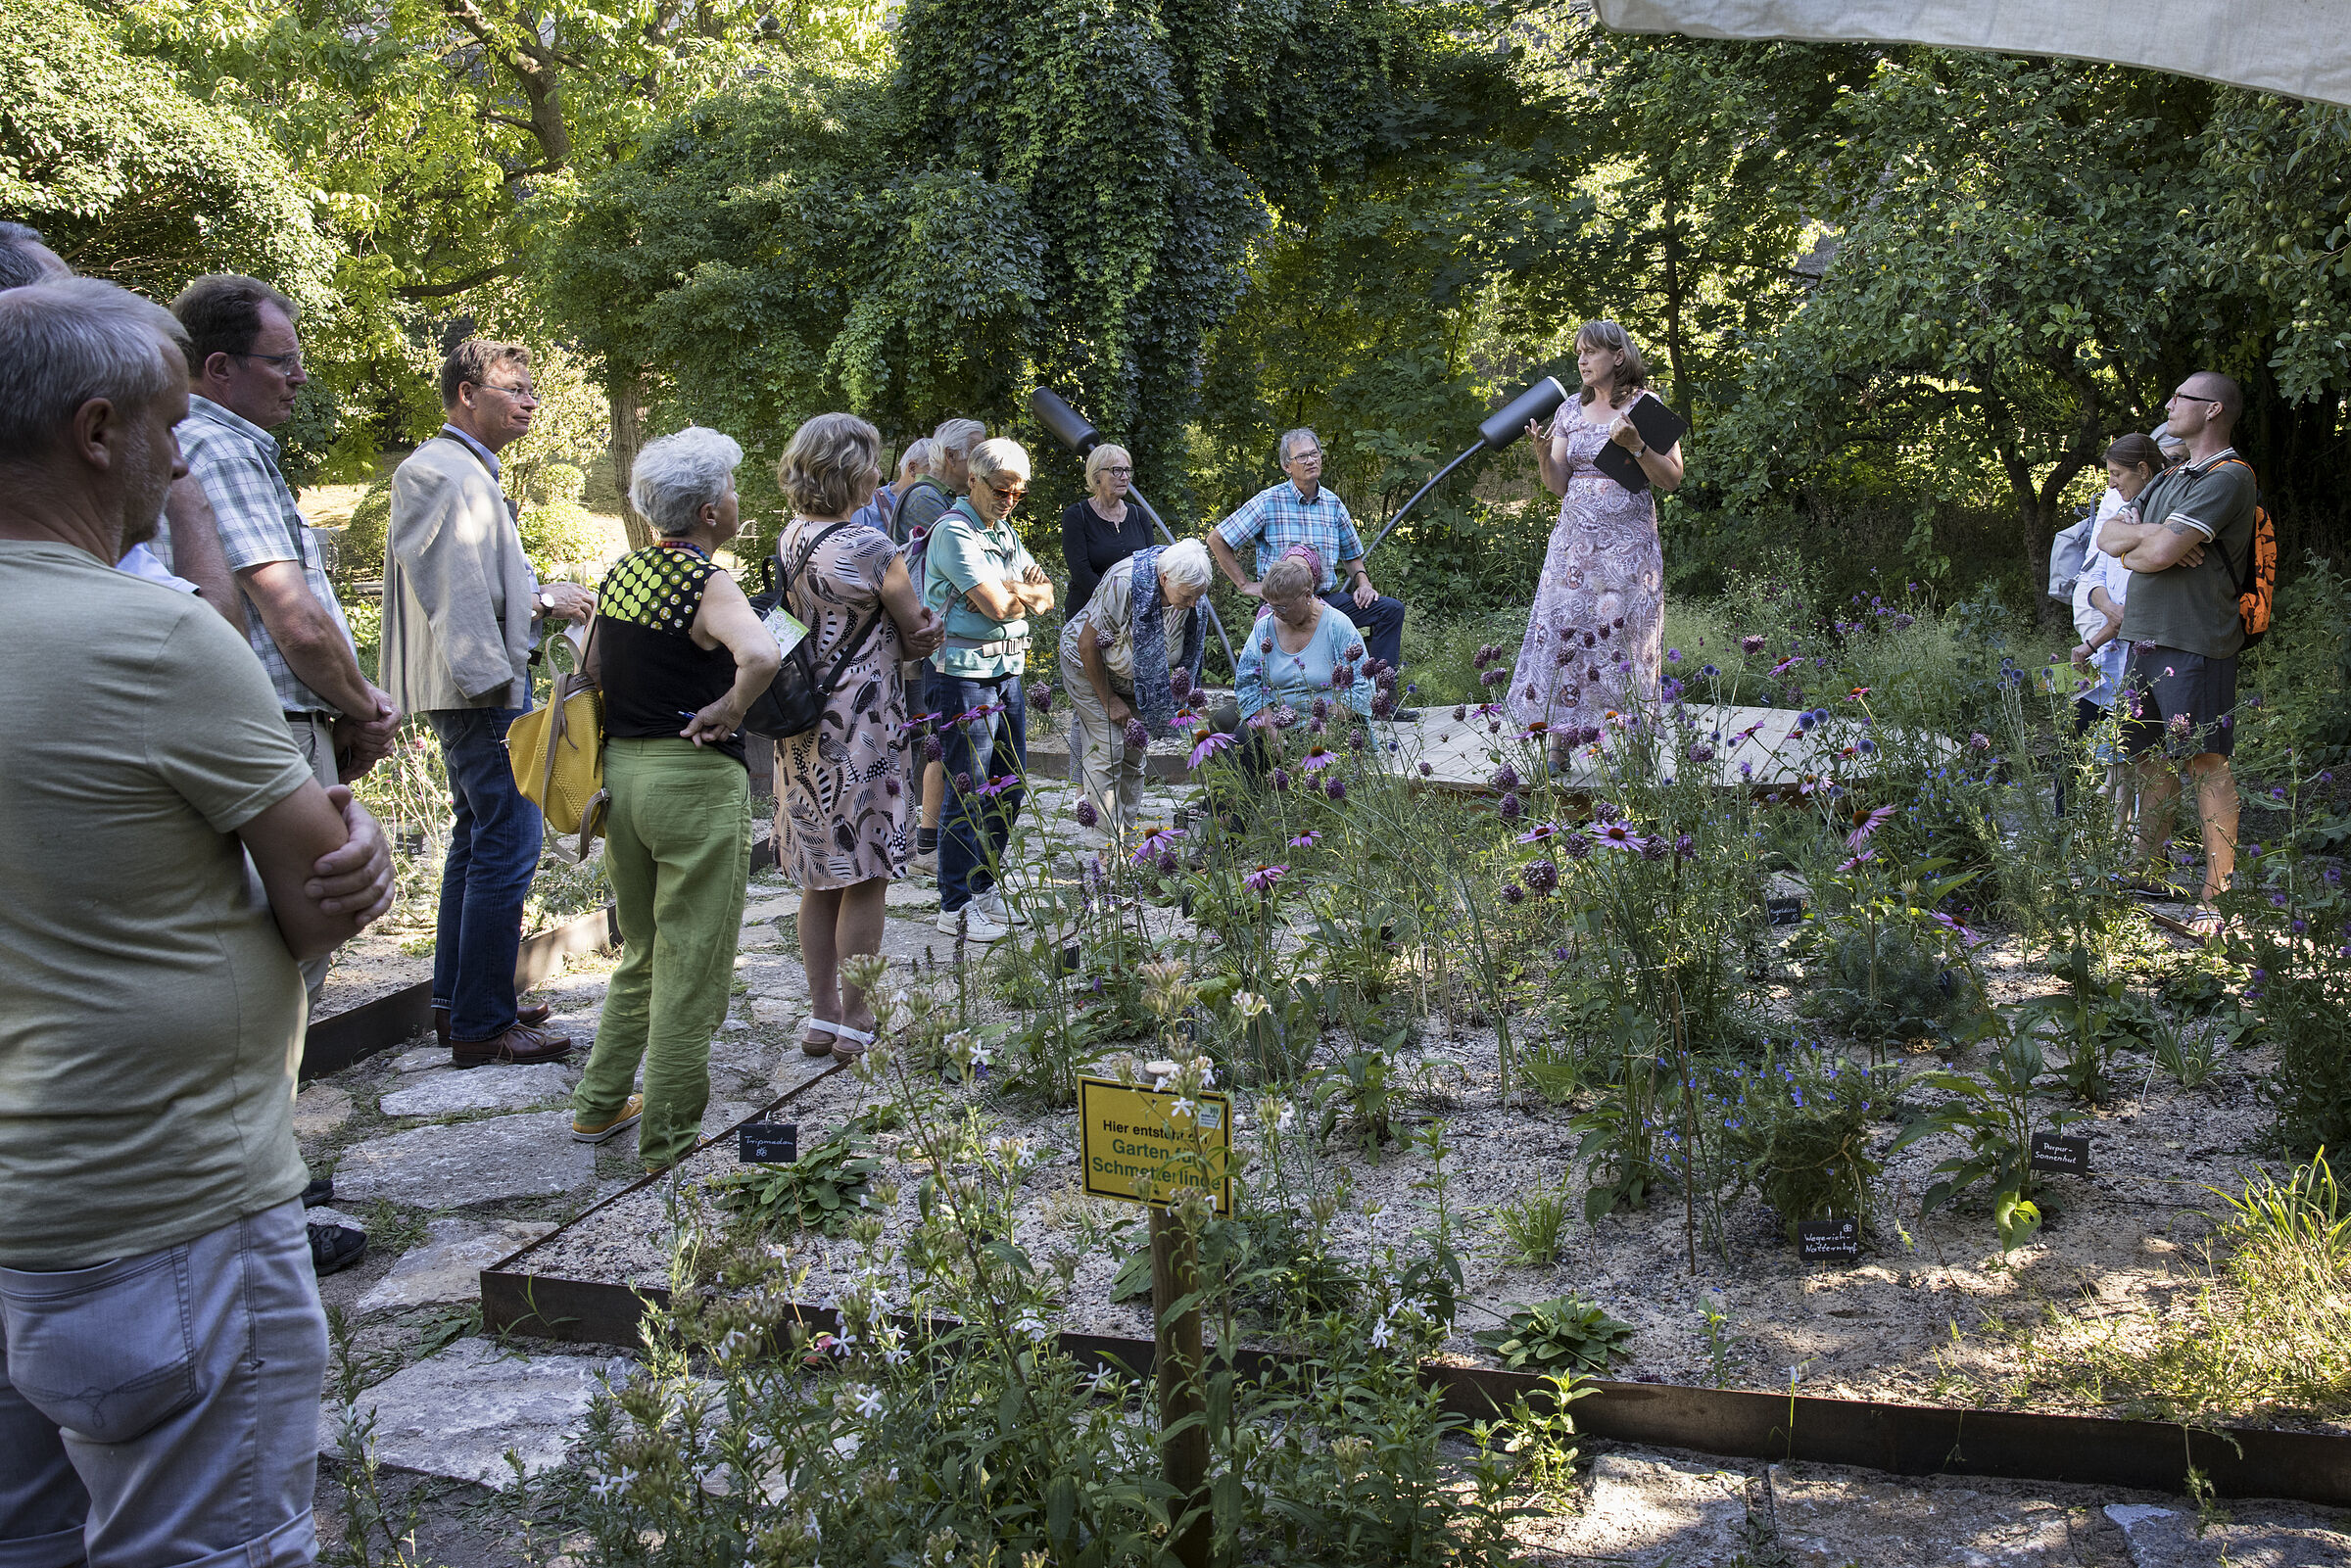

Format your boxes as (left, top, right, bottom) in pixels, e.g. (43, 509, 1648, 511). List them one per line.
(506, 625, 608, 858)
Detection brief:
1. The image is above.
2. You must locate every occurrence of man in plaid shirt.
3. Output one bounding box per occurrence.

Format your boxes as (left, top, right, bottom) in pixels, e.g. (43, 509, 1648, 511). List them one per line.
(169, 279, 400, 1000)
(1209, 426, 1410, 677)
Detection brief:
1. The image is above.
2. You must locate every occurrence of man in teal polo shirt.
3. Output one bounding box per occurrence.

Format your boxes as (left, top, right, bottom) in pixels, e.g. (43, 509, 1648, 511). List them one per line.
(922, 437, 1052, 940)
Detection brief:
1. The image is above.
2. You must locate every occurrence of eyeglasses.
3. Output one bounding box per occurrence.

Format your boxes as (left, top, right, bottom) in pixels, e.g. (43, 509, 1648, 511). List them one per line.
(237, 350, 304, 374)
(981, 477, 1028, 500)
(2169, 391, 2224, 406)
(1287, 449, 1322, 463)
(482, 381, 537, 400)
(1099, 465, 1133, 477)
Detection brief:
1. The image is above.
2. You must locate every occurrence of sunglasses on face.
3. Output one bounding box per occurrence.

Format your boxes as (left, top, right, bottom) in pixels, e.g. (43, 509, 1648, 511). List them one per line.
(982, 477, 1028, 500)
(2170, 391, 2223, 406)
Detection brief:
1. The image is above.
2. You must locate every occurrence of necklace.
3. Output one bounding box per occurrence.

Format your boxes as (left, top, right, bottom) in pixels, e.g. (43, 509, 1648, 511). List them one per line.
(653, 537, 710, 559)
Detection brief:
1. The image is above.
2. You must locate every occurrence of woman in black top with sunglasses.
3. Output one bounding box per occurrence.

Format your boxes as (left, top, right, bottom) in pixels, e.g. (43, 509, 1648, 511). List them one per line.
(1059, 443, 1153, 614)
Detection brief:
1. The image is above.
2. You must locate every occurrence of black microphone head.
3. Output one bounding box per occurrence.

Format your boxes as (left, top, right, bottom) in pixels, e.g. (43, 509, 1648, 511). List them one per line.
(1478, 376, 1569, 451)
(1030, 388, 1100, 456)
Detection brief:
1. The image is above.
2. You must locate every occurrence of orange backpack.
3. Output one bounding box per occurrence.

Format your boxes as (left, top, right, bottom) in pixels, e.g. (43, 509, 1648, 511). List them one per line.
(2213, 457, 2277, 650)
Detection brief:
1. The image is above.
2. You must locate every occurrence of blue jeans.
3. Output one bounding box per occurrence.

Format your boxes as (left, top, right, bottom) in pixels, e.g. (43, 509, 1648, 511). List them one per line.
(425, 706, 542, 1042)
(0, 1200, 326, 1567)
(932, 671, 1025, 914)
(1320, 588, 1406, 672)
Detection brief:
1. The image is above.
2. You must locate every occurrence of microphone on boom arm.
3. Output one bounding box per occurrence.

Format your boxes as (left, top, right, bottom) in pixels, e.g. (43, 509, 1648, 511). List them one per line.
(1029, 388, 1237, 673)
(1361, 375, 1570, 559)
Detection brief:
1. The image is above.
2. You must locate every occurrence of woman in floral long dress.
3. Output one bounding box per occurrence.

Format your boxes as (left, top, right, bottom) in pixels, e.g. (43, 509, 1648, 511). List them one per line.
(1506, 321, 1687, 763)
(772, 413, 942, 1061)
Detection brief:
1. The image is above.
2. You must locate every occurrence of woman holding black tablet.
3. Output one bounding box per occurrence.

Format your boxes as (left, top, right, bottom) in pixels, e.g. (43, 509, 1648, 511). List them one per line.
(1506, 320, 1684, 762)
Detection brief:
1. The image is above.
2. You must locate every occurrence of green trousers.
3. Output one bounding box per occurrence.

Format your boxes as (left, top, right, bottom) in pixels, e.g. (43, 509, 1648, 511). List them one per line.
(574, 738, 750, 1170)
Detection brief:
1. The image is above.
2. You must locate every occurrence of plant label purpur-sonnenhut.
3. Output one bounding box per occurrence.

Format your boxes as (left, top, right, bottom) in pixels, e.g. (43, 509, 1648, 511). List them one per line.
(2029, 1133, 2091, 1177)
(738, 1121, 798, 1164)
(1078, 1076, 1232, 1214)
(1798, 1217, 1861, 1259)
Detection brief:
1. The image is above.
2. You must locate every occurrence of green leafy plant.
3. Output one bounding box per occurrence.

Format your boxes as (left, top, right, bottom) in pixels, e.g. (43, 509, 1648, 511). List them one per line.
(706, 1115, 882, 1237)
(1892, 1011, 2086, 1254)
(1721, 1050, 1894, 1240)
(1472, 1294, 1634, 1375)
(1494, 1182, 1573, 1267)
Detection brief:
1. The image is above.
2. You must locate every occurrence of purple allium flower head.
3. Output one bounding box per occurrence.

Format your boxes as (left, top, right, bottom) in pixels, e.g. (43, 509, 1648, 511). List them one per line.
(1346, 642, 1365, 660)
(955, 771, 973, 791)
(1502, 882, 1525, 905)
(1525, 858, 1558, 893)
(1741, 635, 1766, 654)
(885, 776, 901, 797)
(1675, 833, 1696, 859)
(1492, 763, 1521, 791)
(1124, 719, 1151, 750)
(1324, 776, 1347, 802)
(1348, 728, 1367, 751)
(1075, 798, 1099, 829)
(1499, 790, 1522, 822)
(1563, 831, 1592, 860)
(1031, 683, 1054, 714)
(1271, 767, 1291, 792)
(1170, 667, 1193, 700)
(924, 736, 943, 763)
(1418, 760, 1432, 776)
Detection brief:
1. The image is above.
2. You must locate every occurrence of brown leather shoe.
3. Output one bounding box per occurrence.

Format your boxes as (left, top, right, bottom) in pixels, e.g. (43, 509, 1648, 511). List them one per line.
(450, 1023, 573, 1069)
(436, 1003, 552, 1047)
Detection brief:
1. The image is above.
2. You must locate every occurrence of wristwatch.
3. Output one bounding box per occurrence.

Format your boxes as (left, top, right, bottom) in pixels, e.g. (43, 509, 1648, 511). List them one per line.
(535, 589, 556, 615)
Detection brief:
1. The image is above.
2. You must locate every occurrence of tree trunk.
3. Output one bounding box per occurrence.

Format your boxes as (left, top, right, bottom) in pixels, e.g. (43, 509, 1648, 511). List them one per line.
(608, 371, 652, 551)
(1660, 184, 1691, 422)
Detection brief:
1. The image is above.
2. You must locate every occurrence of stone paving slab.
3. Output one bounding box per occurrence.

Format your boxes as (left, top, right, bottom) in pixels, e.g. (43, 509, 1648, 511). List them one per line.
(2105, 1501, 2351, 1566)
(322, 1337, 624, 1487)
(292, 1083, 353, 1139)
(356, 1218, 555, 1314)
(332, 1112, 597, 1209)
(1770, 1463, 2127, 1565)
(1544, 1450, 1749, 1565)
(378, 1063, 575, 1118)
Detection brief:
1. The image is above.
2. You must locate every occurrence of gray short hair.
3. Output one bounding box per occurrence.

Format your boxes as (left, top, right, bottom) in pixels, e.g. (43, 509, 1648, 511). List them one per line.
(779, 411, 881, 518)
(966, 436, 1032, 490)
(631, 426, 744, 536)
(899, 437, 939, 479)
(0, 223, 58, 290)
(1277, 428, 1320, 466)
(1157, 539, 1212, 593)
(0, 278, 189, 463)
(933, 417, 985, 457)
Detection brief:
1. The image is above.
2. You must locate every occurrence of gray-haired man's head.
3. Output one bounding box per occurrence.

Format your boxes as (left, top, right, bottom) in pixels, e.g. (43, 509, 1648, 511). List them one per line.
(0, 277, 192, 548)
(0, 223, 69, 291)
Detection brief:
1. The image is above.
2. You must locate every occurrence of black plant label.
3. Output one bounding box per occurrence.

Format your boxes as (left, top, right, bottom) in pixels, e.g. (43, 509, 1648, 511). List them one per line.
(739, 1121, 799, 1164)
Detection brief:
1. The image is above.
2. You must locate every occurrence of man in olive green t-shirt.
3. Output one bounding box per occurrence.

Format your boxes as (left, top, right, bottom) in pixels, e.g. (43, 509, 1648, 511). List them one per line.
(2095, 368, 2252, 917)
(0, 280, 395, 1567)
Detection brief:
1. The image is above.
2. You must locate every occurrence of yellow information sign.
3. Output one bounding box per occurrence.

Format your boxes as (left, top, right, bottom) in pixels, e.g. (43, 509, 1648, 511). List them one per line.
(1079, 1074, 1232, 1213)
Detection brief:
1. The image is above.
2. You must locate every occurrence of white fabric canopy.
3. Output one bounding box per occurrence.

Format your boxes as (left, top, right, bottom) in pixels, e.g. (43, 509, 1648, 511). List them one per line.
(1594, 0, 2351, 107)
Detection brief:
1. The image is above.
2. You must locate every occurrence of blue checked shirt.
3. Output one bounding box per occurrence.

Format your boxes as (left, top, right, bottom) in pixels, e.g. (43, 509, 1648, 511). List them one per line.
(178, 395, 357, 715)
(1213, 479, 1366, 594)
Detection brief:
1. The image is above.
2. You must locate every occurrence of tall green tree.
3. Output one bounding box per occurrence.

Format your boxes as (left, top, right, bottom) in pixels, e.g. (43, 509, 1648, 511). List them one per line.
(2, 0, 333, 309)
(121, 0, 863, 494)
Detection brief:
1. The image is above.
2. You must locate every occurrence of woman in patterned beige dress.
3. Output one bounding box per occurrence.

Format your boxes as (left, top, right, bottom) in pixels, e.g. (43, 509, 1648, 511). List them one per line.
(1506, 321, 1687, 766)
(772, 413, 942, 1061)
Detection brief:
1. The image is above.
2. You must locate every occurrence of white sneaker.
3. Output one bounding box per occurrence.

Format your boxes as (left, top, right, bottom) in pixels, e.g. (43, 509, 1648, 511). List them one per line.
(937, 904, 1009, 942)
(974, 888, 1032, 927)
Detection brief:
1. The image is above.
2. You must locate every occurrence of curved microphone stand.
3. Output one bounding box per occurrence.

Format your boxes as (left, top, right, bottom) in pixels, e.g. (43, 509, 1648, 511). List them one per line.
(1361, 376, 1570, 560)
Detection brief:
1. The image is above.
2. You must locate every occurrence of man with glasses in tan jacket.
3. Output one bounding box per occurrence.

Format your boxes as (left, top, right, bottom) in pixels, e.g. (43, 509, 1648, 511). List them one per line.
(383, 340, 594, 1069)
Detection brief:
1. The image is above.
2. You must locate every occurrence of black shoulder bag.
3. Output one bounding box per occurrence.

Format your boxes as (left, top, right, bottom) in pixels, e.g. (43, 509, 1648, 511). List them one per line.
(742, 521, 888, 740)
